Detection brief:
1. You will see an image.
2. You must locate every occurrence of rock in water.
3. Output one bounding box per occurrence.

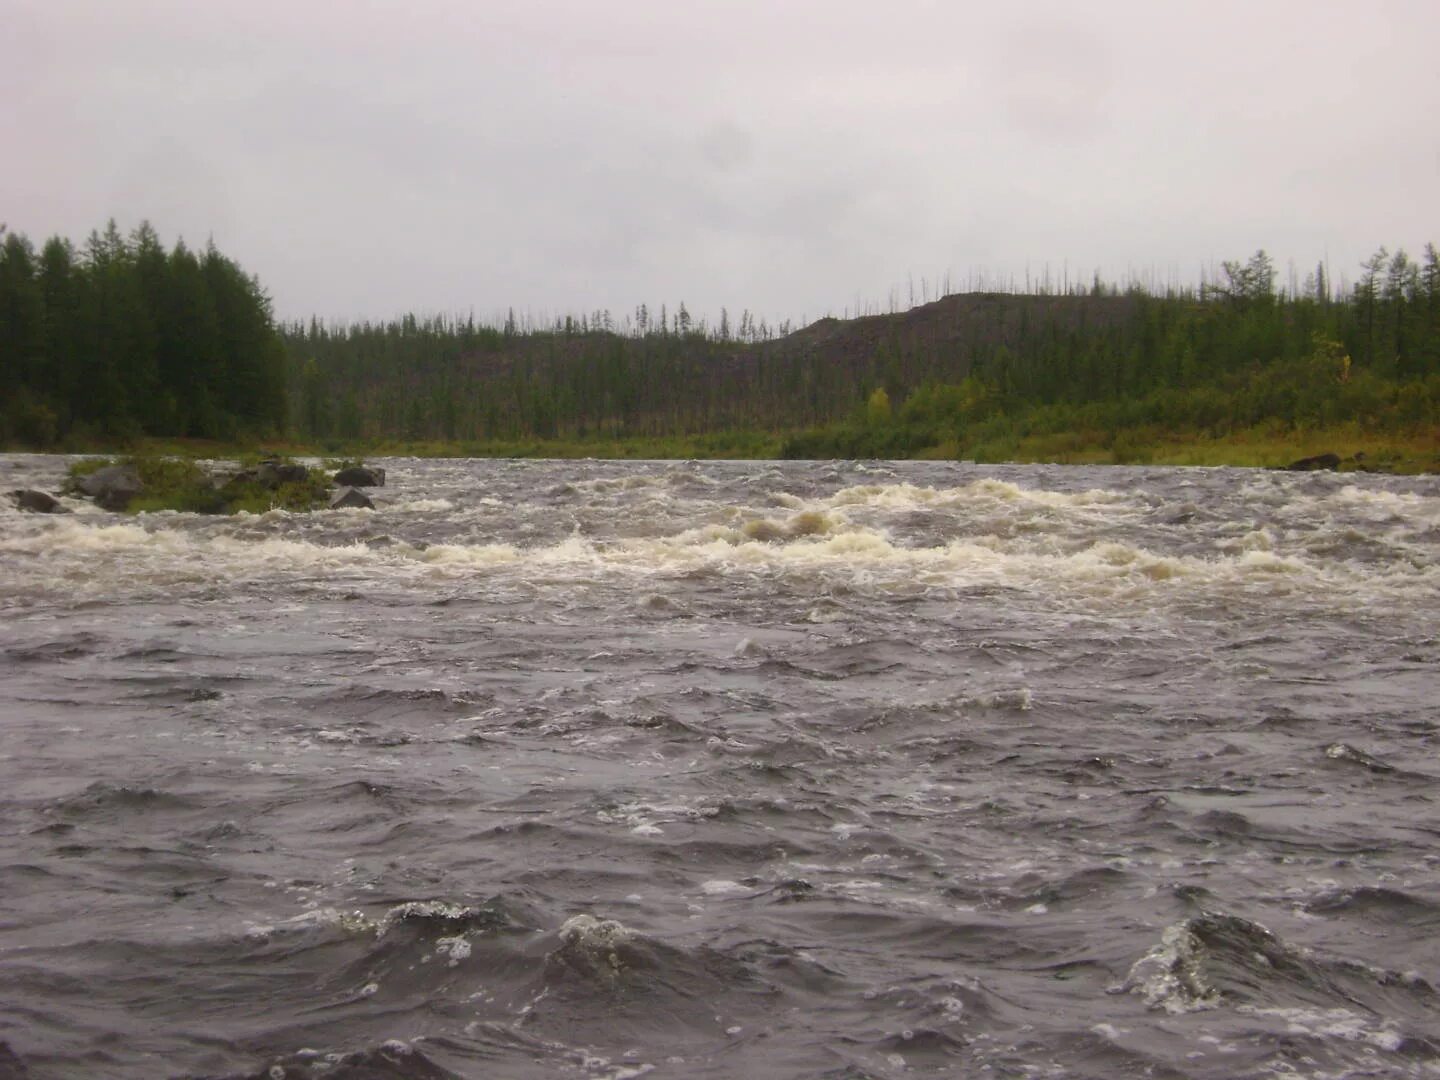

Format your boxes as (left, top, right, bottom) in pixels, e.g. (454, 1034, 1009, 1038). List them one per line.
(331, 486, 375, 510)
(76, 465, 144, 510)
(1286, 453, 1341, 471)
(255, 460, 311, 487)
(334, 465, 386, 487)
(11, 489, 65, 513)
(225, 460, 312, 491)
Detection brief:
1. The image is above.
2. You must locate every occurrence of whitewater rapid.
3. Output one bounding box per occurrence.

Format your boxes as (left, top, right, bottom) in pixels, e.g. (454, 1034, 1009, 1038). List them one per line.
(1, 455, 1438, 1079)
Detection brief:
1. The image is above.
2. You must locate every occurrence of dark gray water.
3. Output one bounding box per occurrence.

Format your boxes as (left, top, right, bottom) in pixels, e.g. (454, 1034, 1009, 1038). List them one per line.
(2, 455, 1439, 1079)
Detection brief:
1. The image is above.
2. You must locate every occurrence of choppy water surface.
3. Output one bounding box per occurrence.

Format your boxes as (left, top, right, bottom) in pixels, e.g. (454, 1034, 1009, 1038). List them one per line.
(2, 456, 1439, 1080)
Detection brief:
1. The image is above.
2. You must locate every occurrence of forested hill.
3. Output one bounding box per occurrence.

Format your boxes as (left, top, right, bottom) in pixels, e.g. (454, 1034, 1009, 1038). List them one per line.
(282, 290, 1144, 442)
(0, 221, 287, 445)
(282, 246, 1440, 454)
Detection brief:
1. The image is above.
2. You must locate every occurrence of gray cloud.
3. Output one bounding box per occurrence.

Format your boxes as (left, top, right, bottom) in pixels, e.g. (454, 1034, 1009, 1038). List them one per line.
(5, 0, 1437, 324)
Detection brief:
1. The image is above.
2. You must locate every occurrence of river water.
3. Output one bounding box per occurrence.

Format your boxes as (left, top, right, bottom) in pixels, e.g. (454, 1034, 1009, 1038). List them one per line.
(1, 455, 1439, 1080)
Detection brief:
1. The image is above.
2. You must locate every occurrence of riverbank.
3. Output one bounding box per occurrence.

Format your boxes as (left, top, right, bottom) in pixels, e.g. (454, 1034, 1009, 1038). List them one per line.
(931, 423, 1440, 473)
(5, 422, 1437, 472)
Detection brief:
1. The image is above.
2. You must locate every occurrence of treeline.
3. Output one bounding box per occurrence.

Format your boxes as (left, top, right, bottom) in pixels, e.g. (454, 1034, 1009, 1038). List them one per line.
(0, 221, 286, 445)
(282, 294, 1151, 442)
(5, 226, 1439, 458)
(284, 313, 839, 441)
(783, 247, 1440, 458)
(282, 246, 1440, 450)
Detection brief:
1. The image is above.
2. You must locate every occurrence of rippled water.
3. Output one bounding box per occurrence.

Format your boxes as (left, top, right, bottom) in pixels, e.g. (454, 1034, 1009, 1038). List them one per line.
(2, 455, 1439, 1079)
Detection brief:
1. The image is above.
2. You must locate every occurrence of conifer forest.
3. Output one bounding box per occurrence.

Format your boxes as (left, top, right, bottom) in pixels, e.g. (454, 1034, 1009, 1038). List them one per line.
(2, 222, 1438, 464)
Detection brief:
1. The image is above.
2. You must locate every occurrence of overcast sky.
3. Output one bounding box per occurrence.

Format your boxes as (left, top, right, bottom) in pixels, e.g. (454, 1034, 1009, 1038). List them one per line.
(5, 0, 1437, 326)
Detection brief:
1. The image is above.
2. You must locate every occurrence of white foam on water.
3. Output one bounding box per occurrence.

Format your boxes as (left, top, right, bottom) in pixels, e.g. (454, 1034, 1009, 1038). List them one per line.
(241, 907, 377, 941)
(1235, 549, 1306, 575)
(700, 879, 749, 897)
(969, 688, 1033, 711)
(5, 473, 1435, 611)
(1311, 484, 1440, 526)
(568, 474, 667, 498)
(381, 900, 477, 929)
(598, 799, 720, 835)
(1116, 921, 1219, 1014)
(824, 478, 1132, 512)
(1237, 1004, 1405, 1052)
(597, 1066, 655, 1080)
(559, 914, 634, 952)
(434, 934, 472, 966)
(416, 541, 522, 567)
(739, 509, 841, 542)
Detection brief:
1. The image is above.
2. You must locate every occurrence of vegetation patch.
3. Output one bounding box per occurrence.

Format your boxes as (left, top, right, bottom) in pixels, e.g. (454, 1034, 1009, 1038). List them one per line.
(65, 455, 334, 514)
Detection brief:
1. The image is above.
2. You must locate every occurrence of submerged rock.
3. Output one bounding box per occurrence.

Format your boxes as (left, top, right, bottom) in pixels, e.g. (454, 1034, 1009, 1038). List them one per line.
(334, 464, 386, 487)
(75, 464, 143, 510)
(331, 486, 375, 510)
(11, 489, 65, 513)
(1286, 452, 1341, 472)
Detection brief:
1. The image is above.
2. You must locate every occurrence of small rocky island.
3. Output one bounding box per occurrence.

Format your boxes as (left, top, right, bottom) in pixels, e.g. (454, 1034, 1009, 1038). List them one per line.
(11, 457, 386, 515)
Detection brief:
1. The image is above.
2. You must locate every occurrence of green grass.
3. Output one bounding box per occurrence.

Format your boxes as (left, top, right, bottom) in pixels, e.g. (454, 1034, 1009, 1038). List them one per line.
(981, 424, 1440, 472)
(221, 477, 333, 514)
(40, 424, 1440, 472)
(65, 456, 116, 478)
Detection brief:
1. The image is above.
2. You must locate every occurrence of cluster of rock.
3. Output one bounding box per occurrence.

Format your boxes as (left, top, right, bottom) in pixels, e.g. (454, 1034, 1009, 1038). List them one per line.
(228, 459, 312, 488)
(330, 463, 385, 510)
(73, 463, 145, 509)
(8, 463, 143, 514)
(10, 458, 388, 514)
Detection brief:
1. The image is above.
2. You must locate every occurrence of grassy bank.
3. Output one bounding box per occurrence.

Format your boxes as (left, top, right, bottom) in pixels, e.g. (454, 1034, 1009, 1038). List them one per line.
(800, 422, 1439, 473)
(20, 430, 787, 462)
(967, 424, 1440, 472)
(14, 423, 1437, 473)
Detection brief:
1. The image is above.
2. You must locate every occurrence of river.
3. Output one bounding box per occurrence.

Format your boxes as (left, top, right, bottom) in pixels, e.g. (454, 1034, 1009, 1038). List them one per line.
(1, 455, 1438, 1079)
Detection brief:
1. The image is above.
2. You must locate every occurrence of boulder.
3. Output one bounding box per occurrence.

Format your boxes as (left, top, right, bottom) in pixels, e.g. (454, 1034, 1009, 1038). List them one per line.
(1286, 452, 1341, 472)
(333, 464, 385, 487)
(255, 460, 311, 487)
(331, 486, 375, 510)
(11, 489, 66, 513)
(225, 460, 311, 490)
(76, 464, 144, 510)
